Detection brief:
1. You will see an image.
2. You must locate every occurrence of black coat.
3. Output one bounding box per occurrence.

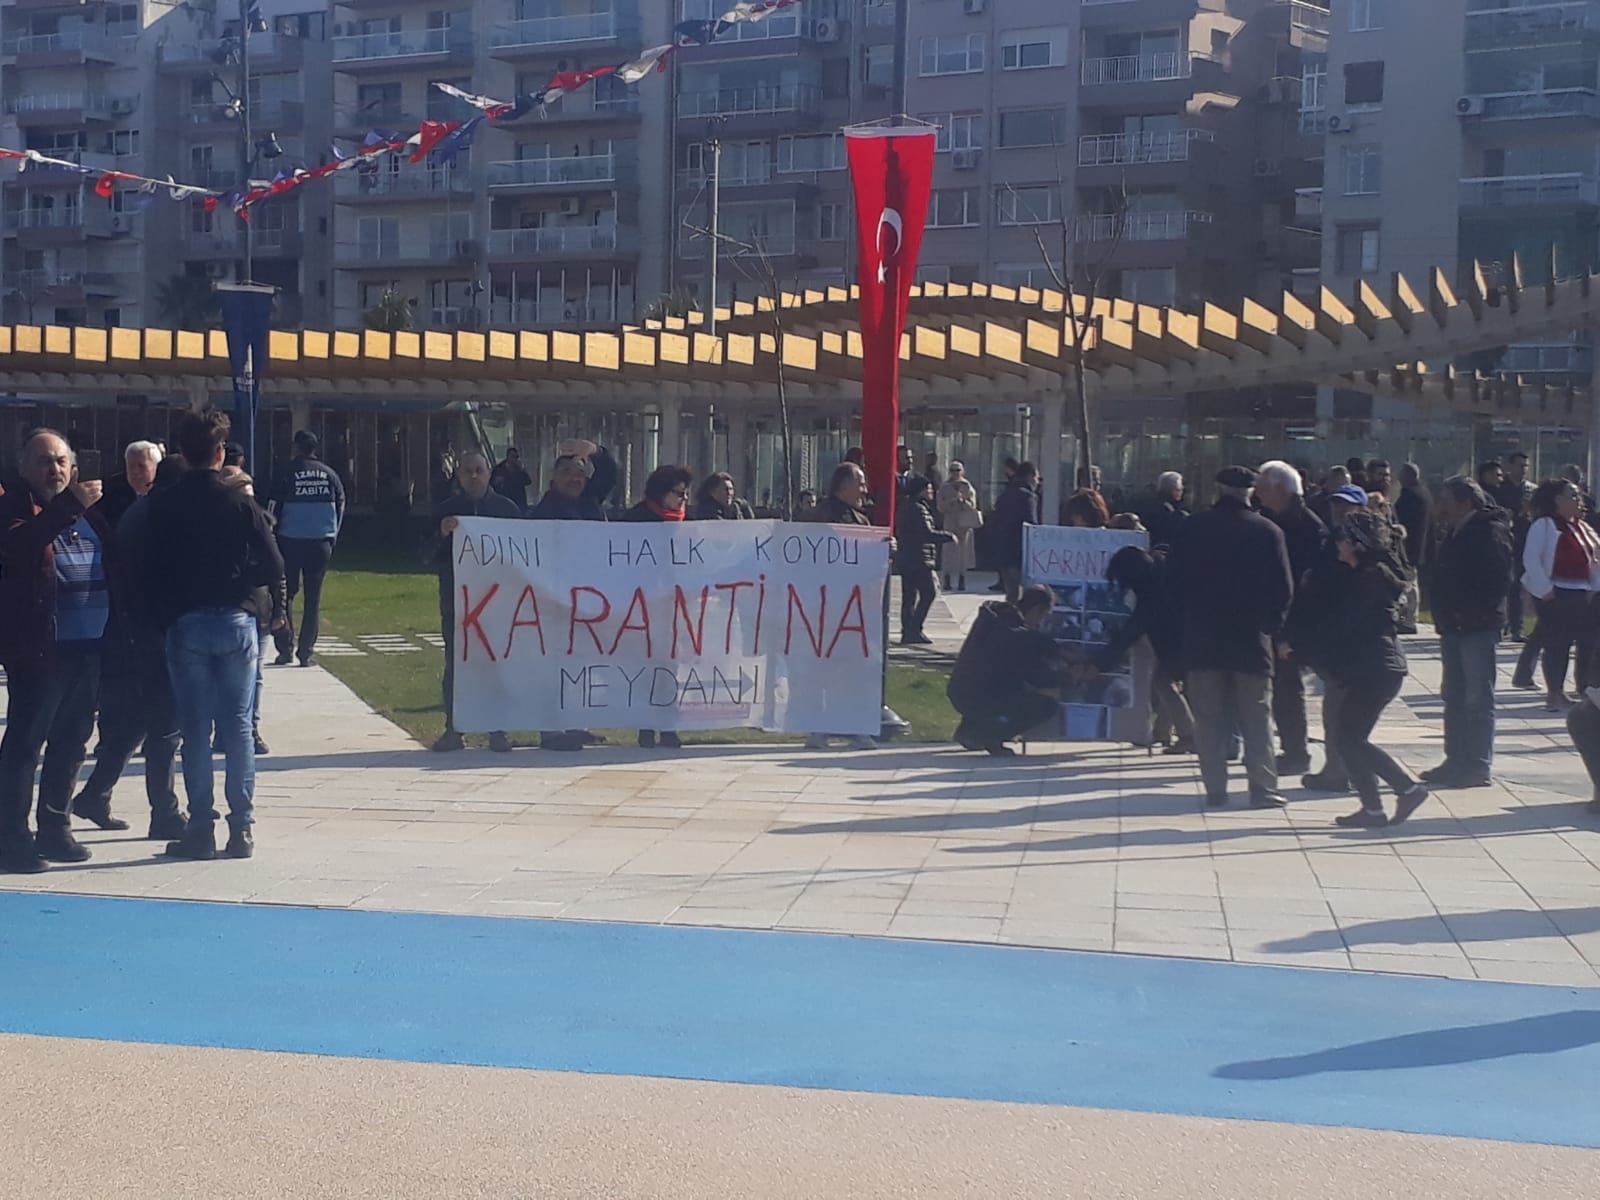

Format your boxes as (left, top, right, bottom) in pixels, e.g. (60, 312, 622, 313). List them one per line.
(1286, 559, 1406, 684)
(692, 496, 754, 521)
(947, 601, 1066, 715)
(1264, 498, 1328, 588)
(1394, 485, 1431, 569)
(989, 480, 1040, 568)
(1146, 499, 1189, 550)
(1169, 494, 1293, 676)
(620, 501, 677, 523)
(1097, 551, 1181, 669)
(430, 488, 521, 573)
(527, 490, 607, 521)
(893, 496, 955, 572)
(1431, 506, 1513, 636)
(805, 495, 871, 527)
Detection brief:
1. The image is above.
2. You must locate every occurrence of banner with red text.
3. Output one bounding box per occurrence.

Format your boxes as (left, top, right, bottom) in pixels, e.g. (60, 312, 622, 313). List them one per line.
(845, 126, 937, 528)
(449, 517, 890, 734)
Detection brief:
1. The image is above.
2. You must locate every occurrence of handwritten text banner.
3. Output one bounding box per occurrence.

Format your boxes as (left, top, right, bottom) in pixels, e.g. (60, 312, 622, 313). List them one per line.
(450, 518, 891, 734)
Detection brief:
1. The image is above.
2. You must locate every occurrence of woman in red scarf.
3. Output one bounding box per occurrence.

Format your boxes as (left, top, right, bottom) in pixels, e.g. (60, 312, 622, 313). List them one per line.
(1520, 478, 1600, 711)
(621, 465, 694, 749)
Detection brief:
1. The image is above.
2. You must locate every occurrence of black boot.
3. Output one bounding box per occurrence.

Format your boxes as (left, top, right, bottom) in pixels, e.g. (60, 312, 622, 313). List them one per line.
(164, 822, 217, 860)
(148, 812, 188, 841)
(225, 826, 254, 859)
(36, 825, 91, 863)
(0, 833, 49, 874)
(72, 795, 130, 832)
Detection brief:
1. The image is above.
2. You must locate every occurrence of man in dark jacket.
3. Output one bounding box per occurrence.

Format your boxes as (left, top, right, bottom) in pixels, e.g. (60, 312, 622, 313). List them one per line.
(431, 452, 521, 754)
(95, 439, 162, 529)
(1145, 471, 1188, 551)
(0, 429, 113, 872)
(1255, 460, 1327, 776)
(526, 442, 617, 521)
(490, 447, 534, 510)
(989, 462, 1040, 602)
(141, 410, 285, 862)
(894, 478, 955, 645)
(948, 586, 1066, 755)
(1169, 466, 1294, 809)
(267, 430, 345, 668)
(1424, 478, 1512, 788)
(71, 455, 186, 842)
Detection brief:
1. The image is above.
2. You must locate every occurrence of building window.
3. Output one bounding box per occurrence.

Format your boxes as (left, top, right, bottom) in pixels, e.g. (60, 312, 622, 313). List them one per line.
(923, 112, 984, 152)
(998, 107, 1068, 148)
(816, 203, 847, 242)
(918, 34, 984, 76)
(109, 130, 140, 156)
(928, 188, 979, 228)
(776, 133, 844, 172)
(1119, 268, 1177, 306)
(1000, 27, 1067, 71)
(1349, 0, 1384, 31)
(1341, 143, 1382, 195)
(1344, 60, 1384, 108)
(994, 263, 1054, 289)
(996, 185, 1060, 226)
(862, 44, 893, 88)
(1335, 224, 1380, 274)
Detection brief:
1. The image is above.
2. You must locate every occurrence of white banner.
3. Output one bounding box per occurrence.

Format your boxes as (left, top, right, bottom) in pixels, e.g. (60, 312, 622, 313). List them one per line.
(1022, 524, 1153, 743)
(449, 518, 891, 734)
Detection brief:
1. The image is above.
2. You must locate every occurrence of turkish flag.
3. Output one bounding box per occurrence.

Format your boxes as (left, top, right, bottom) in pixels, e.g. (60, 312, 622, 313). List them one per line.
(845, 128, 935, 527)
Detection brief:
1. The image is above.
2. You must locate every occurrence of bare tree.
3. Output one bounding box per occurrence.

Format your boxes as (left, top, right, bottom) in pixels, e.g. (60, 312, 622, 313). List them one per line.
(1004, 175, 1130, 491)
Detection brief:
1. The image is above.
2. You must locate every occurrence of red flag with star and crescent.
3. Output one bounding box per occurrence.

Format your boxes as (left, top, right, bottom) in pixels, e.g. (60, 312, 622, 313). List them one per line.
(845, 127, 936, 528)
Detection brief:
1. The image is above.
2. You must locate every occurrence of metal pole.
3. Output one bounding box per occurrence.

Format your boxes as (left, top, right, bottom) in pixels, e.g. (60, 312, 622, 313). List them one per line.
(239, 0, 253, 283)
(891, 0, 909, 118)
(705, 120, 721, 470)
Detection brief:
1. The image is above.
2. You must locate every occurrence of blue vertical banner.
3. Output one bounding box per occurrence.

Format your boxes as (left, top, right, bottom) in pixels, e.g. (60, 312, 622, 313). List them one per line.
(217, 283, 275, 472)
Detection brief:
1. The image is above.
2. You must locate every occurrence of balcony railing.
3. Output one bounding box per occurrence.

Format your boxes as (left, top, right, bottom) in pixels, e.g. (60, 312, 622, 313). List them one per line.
(1288, 1, 1332, 35)
(488, 299, 619, 326)
(1080, 51, 1193, 86)
(1500, 340, 1594, 374)
(336, 168, 474, 198)
(4, 206, 119, 233)
(489, 10, 617, 50)
(678, 83, 821, 119)
(676, 162, 776, 189)
(1465, 1, 1600, 48)
(1, 268, 117, 291)
(677, 233, 797, 257)
(2, 150, 118, 178)
(487, 154, 618, 188)
(342, 237, 476, 263)
(1294, 186, 1322, 219)
(1459, 172, 1600, 207)
(4, 92, 119, 117)
(1468, 87, 1600, 120)
(1076, 210, 1213, 241)
(3, 29, 113, 55)
(487, 225, 633, 256)
(1077, 128, 1214, 166)
(332, 28, 470, 63)
(158, 32, 303, 66)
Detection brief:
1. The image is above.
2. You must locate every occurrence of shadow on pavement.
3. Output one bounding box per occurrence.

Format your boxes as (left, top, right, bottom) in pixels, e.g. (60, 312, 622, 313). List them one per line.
(1264, 907, 1600, 954)
(1214, 1010, 1600, 1080)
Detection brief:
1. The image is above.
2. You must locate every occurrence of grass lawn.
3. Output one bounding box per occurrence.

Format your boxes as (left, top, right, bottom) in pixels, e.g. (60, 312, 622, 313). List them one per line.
(315, 535, 959, 748)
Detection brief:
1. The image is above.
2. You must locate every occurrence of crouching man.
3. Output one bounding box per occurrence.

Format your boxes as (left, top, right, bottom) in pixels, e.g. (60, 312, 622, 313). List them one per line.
(947, 584, 1066, 757)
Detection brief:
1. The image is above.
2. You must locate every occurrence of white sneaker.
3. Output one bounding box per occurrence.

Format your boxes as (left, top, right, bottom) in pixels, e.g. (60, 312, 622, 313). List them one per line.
(804, 733, 830, 750)
(844, 735, 879, 751)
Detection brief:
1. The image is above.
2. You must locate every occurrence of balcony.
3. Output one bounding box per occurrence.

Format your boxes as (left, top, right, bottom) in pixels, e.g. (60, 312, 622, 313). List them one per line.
(332, 28, 473, 69)
(1461, 87, 1600, 126)
(1077, 129, 1214, 166)
(530, 91, 641, 124)
(4, 93, 124, 124)
(1081, 52, 1193, 86)
(488, 10, 623, 57)
(1294, 186, 1323, 220)
(4, 206, 127, 239)
(1459, 172, 1600, 209)
(181, 227, 239, 258)
(2, 28, 120, 63)
(251, 226, 304, 256)
(1288, 1, 1332, 36)
(336, 236, 479, 267)
(158, 32, 306, 72)
(677, 83, 822, 121)
(1, 267, 118, 295)
(487, 153, 627, 190)
(335, 166, 475, 201)
(487, 225, 636, 259)
(1465, 1, 1600, 50)
(1076, 209, 1213, 242)
(1500, 340, 1594, 375)
(184, 99, 304, 133)
(487, 298, 619, 327)
(677, 233, 797, 258)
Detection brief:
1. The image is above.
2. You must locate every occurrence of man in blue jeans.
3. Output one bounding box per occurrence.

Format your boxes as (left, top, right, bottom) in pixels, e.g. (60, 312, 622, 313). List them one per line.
(139, 409, 284, 860)
(1425, 477, 1512, 788)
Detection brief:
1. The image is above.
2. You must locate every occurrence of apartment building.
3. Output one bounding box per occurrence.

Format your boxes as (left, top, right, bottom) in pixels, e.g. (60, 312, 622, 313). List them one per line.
(1312, 0, 1598, 391)
(906, 0, 1326, 313)
(0, 0, 335, 330)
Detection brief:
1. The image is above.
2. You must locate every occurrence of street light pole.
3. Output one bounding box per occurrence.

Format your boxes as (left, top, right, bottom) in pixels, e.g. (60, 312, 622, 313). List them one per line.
(704, 116, 722, 468)
(238, 0, 254, 283)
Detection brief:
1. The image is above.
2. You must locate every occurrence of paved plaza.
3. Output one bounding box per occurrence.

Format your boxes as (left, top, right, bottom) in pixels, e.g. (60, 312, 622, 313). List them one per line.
(2, 592, 1598, 1195)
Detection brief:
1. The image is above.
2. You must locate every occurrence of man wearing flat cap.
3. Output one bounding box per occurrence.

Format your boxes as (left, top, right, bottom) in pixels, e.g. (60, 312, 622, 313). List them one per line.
(1169, 465, 1295, 809)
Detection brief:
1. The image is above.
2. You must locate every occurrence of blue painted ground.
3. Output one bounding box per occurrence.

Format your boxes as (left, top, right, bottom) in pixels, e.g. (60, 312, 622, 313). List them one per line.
(1, 892, 1596, 1147)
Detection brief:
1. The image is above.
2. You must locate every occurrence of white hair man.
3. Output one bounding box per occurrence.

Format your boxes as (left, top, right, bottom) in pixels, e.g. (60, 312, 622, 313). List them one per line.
(1147, 471, 1188, 550)
(98, 440, 165, 528)
(1255, 459, 1333, 781)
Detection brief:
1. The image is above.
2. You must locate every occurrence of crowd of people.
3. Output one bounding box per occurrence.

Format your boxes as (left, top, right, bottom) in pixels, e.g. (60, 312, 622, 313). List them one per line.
(5, 420, 1599, 872)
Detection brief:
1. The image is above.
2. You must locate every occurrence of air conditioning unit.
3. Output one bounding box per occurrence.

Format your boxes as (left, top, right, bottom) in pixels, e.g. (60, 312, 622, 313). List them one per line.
(1326, 112, 1352, 133)
(812, 18, 840, 42)
(962, 0, 987, 13)
(1253, 157, 1280, 176)
(559, 197, 581, 216)
(109, 214, 131, 233)
(109, 97, 135, 115)
(951, 148, 980, 171)
(1456, 95, 1487, 116)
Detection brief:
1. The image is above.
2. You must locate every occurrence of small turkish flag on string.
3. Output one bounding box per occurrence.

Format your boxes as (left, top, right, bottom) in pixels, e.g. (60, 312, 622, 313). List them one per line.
(408, 120, 458, 164)
(94, 172, 121, 199)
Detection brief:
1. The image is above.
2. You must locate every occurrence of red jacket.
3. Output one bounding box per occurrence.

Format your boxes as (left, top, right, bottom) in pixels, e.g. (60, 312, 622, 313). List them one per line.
(0, 484, 118, 669)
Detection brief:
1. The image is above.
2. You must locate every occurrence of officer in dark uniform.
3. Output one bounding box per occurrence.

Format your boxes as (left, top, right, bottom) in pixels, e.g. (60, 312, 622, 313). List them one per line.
(266, 429, 345, 667)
